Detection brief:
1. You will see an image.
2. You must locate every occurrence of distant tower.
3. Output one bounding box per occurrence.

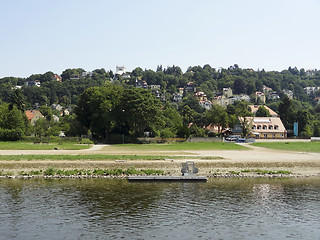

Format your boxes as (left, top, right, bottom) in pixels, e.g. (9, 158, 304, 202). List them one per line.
(116, 66, 126, 75)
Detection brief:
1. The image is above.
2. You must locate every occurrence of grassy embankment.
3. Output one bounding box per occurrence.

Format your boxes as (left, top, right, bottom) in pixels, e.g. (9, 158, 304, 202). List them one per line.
(0, 141, 91, 150)
(252, 142, 320, 153)
(0, 142, 246, 177)
(106, 142, 247, 151)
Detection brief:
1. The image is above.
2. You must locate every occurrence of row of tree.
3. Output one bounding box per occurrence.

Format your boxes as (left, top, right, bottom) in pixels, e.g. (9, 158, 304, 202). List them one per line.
(1, 65, 320, 108)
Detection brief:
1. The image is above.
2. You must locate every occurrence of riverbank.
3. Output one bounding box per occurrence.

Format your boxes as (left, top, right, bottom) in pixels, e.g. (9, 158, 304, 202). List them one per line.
(0, 143, 319, 178)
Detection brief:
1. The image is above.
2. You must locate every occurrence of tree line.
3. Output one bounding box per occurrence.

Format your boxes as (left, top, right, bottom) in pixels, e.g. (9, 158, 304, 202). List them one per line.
(0, 64, 319, 141)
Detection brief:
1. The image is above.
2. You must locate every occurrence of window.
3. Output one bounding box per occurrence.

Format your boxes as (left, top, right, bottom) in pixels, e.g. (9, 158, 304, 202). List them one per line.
(252, 125, 256, 130)
(263, 125, 267, 130)
(274, 125, 279, 130)
(264, 134, 268, 139)
(269, 125, 273, 130)
(257, 125, 261, 130)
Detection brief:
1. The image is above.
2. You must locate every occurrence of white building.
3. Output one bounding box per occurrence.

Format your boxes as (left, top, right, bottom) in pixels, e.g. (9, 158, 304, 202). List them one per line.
(116, 66, 126, 75)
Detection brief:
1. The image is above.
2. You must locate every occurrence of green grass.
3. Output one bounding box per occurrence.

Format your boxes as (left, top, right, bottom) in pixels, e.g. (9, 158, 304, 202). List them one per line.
(0, 154, 223, 161)
(41, 167, 165, 176)
(0, 141, 91, 150)
(252, 142, 320, 153)
(110, 142, 247, 151)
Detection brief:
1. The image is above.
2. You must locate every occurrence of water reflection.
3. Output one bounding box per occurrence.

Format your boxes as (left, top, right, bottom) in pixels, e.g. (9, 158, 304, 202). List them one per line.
(0, 177, 320, 239)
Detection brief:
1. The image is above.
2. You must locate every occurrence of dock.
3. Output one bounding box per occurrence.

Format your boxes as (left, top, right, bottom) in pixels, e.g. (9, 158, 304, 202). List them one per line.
(128, 175, 208, 182)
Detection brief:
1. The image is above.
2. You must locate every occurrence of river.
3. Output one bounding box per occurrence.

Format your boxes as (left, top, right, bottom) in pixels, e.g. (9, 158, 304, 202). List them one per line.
(1, 177, 320, 239)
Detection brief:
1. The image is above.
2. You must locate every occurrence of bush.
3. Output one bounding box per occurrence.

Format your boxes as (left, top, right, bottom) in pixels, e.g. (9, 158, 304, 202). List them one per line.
(160, 128, 175, 138)
(0, 129, 23, 141)
(79, 138, 94, 144)
(44, 167, 55, 176)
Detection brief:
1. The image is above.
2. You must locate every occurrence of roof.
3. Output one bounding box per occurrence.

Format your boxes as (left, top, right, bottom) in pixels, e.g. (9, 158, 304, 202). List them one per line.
(249, 105, 278, 117)
(244, 117, 286, 133)
(25, 110, 43, 121)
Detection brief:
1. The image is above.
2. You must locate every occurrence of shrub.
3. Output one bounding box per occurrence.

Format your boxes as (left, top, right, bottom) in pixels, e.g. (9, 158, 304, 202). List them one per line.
(44, 167, 55, 176)
(0, 129, 23, 141)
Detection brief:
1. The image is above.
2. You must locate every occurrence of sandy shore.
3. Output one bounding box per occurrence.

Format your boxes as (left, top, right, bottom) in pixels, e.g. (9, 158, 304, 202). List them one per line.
(0, 143, 320, 177)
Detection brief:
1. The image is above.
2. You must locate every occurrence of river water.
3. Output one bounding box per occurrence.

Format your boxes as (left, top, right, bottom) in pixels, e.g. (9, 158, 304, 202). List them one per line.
(1, 177, 320, 240)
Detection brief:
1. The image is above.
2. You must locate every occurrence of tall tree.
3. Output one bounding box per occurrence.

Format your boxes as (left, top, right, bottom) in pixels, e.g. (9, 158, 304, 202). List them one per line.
(255, 106, 271, 117)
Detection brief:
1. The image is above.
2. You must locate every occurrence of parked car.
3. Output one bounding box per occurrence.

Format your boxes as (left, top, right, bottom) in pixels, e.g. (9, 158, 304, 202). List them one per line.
(225, 135, 240, 141)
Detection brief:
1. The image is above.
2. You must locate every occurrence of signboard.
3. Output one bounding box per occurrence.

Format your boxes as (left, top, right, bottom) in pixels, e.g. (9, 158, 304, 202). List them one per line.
(294, 122, 298, 137)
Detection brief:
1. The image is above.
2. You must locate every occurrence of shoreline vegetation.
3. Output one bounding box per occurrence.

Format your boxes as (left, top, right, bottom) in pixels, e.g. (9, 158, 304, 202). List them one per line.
(0, 141, 320, 179)
(0, 168, 317, 179)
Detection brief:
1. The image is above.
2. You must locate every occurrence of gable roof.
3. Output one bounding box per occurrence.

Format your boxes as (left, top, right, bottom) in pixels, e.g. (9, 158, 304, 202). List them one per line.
(249, 105, 278, 117)
(245, 117, 286, 133)
(25, 110, 43, 121)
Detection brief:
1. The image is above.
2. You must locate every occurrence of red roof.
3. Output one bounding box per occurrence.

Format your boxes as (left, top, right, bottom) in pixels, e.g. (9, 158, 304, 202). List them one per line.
(25, 110, 41, 121)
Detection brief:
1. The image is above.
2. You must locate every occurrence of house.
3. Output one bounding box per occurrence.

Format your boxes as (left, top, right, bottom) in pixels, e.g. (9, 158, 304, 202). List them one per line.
(263, 85, 273, 93)
(199, 100, 212, 110)
(178, 88, 184, 94)
(186, 82, 196, 92)
(25, 80, 41, 87)
(306, 69, 316, 76)
(81, 71, 93, 78)
(53, 115, 60, 122)
(232, 117, 287, 139)
(51, 74, 62, 82)
(283, 89, 294, 99)
(70, 75, 80, 80)
(13, 85, 22, 90)
(212, 95, 230, 107)
(195, 92, 207, 101)
(248, 117, 287, 139)
(51, 104, 63, 112)
(249, 105, 278, 117)
(115, 66, 126, 75)
(314, 97, 320, 105)
(254, 91, 266, 104)
(267, 92, 280, 101)
(229, 94, 251, 105)
(135, 78, 148, 88)
(223, 87, 233, 98)
(25, 110, 44, 125)
(304, 87, 320, 95)
(173, 93, 182, 102)
(149, 85, 161, 90)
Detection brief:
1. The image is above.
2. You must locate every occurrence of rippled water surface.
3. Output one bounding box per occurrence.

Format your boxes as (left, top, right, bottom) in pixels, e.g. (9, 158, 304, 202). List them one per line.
(1, 177, 320, 239)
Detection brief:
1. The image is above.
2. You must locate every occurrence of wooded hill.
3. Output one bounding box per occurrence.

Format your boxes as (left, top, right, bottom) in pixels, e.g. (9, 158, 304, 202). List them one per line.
(0, 64, 319, 140)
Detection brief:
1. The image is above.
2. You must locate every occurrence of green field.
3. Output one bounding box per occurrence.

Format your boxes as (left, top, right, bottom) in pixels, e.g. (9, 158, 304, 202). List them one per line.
(109, 142, 247, 151)
(252, 142, 320, 153)
(0, 142, 91, 150)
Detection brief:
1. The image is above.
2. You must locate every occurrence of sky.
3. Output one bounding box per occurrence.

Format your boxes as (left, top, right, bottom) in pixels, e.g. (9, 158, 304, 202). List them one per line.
(1, 0, 320, 78)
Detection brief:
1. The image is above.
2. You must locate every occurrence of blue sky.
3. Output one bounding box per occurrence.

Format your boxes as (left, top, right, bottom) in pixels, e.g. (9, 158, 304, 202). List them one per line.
(1, 0, 320, 77)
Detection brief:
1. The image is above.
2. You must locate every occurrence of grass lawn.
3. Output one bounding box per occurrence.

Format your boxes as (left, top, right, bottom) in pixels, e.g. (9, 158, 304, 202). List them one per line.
(0, 142, 91, 150)
(252, 142, 320, 153)
(108, 142, 247, 151)
(0, 154, 223, 161)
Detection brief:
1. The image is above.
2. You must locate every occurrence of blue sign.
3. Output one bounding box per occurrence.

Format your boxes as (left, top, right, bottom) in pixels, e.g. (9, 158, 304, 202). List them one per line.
(294, 122, 298, 136)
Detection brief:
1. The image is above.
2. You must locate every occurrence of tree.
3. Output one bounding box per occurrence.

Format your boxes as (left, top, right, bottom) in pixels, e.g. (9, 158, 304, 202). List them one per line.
(75, 84, 123, 139)
(233, 77, 246, 94)
(10, 89, 25, 112)
(206, 105, 229, 133)
(234, 101, 253, 137)
(119, 88, 159, 136)
(278, 96, 295, 130)
(255, 106, 271, 117)
(39, 106, 53, 121)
